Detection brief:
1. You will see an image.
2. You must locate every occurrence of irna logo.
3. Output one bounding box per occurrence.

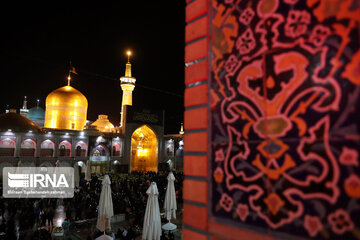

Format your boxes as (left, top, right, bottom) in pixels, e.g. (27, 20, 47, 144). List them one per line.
(8, 173, 69, 188)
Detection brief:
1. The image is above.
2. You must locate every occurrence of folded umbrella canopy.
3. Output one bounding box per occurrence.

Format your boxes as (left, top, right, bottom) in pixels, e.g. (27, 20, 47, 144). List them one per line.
(97, 175, 114, 233)
(95, 234, 113, 240)
(162, 172, 177, 231)
(142, 182, 161, 240)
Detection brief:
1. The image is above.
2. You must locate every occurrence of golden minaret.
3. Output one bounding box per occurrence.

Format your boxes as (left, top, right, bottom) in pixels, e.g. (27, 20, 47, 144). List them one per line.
(120, 51, 136, 127)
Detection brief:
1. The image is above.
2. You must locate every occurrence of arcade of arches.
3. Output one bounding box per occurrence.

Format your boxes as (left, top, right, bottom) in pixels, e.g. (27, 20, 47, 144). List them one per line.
(130, 125, 157, 172)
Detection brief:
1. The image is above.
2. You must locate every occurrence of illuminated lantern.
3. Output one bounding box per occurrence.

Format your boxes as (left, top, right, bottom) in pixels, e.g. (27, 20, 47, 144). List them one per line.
(44, 81, 88, 131)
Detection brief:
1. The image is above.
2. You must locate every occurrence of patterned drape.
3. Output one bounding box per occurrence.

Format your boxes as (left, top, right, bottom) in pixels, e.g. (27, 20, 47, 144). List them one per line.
(210, 0, 360, 238)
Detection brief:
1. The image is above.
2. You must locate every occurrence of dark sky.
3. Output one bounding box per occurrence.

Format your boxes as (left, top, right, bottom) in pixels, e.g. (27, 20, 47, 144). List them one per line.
(0, 2, 185, 134)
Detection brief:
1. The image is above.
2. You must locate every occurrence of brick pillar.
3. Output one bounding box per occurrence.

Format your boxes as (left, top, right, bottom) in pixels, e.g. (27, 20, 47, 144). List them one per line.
(183, 0, 209, 238)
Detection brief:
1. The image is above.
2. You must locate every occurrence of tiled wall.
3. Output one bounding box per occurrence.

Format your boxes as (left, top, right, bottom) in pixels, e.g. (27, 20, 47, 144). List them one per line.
(184, 0, 210, 238)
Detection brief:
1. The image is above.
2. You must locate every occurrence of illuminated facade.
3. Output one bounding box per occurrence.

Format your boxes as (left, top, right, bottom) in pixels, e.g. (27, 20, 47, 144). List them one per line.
(0, 54, 183, 174)
(44, 84, 88, 131)
(120, 51, 136, 127)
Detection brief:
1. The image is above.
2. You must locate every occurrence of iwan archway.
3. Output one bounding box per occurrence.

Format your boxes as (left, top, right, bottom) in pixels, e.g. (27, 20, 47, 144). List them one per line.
(130, 125, 158, 172)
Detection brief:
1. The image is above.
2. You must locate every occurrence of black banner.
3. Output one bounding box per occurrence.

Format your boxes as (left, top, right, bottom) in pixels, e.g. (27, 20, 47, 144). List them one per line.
(125, 106, 164, 126)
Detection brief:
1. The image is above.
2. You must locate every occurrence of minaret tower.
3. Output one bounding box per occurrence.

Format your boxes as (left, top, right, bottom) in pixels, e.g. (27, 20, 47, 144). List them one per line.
(120, 51, 136, 127)
(20, 96, 29, 116)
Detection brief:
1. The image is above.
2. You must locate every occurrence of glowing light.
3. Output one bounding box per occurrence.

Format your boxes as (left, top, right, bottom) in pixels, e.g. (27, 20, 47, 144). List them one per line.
(137, 148, 149, 157)
(130, 125, 158, 172)
(80, 131, 84, 136)
(28, 130, 32, 133)
(65, 133, 69, 136)
(7, 129, 11, 132)
(127, 51, 131, 56)
(44, 85, 88, 131)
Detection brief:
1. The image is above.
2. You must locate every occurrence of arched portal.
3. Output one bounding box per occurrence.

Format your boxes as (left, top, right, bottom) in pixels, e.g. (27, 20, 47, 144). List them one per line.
(112, 143, 121, 156)
(20, 139, 36, 157)
(90, 144, 109, 173)
(91, 144, 109, 156)
(75, 141, 87, 156)
(0, 138, 16, 156)
(130, 125, 158, 172)
(40, 139, 55, 157)
(59, 140, 71, 157)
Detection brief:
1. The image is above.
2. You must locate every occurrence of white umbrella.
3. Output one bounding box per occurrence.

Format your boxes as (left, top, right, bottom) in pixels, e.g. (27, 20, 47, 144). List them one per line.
(95, 234, 113, 240)
(162, 172, 177, 231)
(74, 162, 80, 188)
(97, 175, 114, 233)
(85, 160, 91, 182)
(142, 182, 161, 240)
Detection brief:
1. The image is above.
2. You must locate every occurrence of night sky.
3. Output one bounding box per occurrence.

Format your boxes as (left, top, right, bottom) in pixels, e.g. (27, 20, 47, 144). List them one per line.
(0, 2, 185, 134)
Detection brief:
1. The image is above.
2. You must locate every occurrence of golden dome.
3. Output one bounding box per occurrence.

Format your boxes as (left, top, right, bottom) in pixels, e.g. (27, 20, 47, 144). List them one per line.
(44, 85, 88, 131)
(91, 115, 115, 132)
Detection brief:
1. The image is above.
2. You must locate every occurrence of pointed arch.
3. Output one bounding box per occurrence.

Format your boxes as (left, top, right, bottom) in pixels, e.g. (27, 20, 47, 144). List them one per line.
(75, 141, 87, 156)
(130, 125, 158, 172)
(20, 139, 36, 157)
(40, 139, 55, 157)
(0, 138, 16, 156)
(59, 140, 71, 157)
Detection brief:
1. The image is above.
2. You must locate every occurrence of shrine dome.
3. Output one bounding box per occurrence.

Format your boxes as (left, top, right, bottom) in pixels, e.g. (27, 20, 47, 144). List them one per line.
(44, 85, 88, 131)
(91, 115, 115, 132)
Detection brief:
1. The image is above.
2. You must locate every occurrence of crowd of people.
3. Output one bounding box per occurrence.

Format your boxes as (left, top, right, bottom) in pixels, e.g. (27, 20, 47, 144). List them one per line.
(0, 170, 183, 240)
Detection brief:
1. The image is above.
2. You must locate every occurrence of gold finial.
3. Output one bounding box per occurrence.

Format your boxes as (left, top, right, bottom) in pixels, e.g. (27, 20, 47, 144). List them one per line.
(179, 123, 184, 135)
(127, 51, 131, 63)
(67, 75, 71, 86)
